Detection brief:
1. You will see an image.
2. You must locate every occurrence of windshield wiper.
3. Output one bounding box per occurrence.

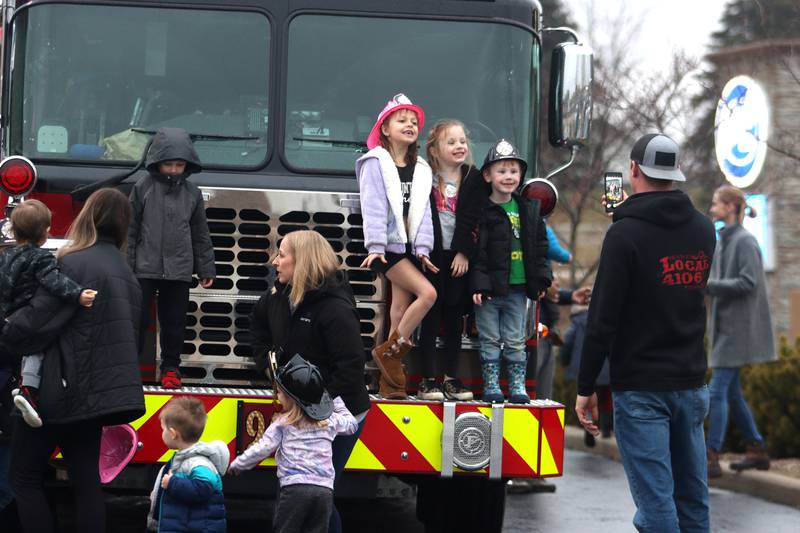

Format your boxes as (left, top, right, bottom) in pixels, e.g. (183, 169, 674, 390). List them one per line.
(292, 137, 367, 151)
(71, 129, 262, 199)
(132, 128, 261, 142)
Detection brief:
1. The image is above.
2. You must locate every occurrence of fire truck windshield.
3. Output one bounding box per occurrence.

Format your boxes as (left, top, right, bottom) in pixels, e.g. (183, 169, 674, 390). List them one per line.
(8, 4, 270, 168)
(284, 14, 539, 175)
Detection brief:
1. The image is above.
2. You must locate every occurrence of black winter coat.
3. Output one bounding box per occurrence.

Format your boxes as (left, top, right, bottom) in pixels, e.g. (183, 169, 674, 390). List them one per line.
(0, 238, 145, 426)
(0, 244, 84, 316)
(428, 165, 488, 306)
(249, 271, 370, 416)
(471, 194, 552, 300)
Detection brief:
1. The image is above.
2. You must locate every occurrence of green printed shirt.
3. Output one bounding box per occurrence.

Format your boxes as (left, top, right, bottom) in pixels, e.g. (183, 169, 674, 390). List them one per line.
(500, 198, 526, 285)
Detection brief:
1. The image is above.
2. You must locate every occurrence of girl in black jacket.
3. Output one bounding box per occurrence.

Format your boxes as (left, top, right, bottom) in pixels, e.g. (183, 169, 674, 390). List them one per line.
(1, 188, 145, 533)
(416, 120, 487, 401)
(248, 230, 369, 533)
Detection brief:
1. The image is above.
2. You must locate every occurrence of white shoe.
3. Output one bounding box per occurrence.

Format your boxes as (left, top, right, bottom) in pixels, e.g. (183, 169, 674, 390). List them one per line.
(14, 389, 43, 428)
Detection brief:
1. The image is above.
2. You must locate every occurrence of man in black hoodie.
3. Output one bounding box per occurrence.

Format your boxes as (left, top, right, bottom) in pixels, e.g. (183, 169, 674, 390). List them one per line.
(576, 133, 716, 532)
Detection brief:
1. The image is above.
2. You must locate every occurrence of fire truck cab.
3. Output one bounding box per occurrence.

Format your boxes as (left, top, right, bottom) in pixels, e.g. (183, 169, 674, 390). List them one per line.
(0, 0, 592, 530)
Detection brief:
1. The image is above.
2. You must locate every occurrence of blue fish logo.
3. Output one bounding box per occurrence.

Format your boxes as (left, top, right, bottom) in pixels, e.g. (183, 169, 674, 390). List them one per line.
(714, 76, 769, 188)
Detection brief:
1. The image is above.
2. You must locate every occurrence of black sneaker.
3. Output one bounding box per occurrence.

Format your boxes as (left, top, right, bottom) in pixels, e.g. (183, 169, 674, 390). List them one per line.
(417, 378, 444, 401)
(13, 386, 43, 428)
(442, 378, 474, 401)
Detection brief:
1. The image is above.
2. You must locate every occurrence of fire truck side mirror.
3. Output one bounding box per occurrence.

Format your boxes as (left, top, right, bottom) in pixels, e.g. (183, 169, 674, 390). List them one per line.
(548, 42, 594, 149)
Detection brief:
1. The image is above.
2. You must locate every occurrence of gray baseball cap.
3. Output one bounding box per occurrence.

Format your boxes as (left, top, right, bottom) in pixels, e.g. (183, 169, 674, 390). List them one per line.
(630, 133, 686, 182)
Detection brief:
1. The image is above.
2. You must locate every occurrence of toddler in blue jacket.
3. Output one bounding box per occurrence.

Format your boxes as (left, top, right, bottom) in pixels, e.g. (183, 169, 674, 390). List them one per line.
(147, 396, 228, 532)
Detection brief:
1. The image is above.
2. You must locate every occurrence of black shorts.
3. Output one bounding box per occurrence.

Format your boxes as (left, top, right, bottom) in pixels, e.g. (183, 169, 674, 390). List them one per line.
(369, 244, 417, 275)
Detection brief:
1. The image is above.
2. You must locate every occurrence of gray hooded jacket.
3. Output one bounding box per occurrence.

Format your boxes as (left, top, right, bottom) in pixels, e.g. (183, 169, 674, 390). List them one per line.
(128, 128, 216, 282)
(707, 223, 776, 368)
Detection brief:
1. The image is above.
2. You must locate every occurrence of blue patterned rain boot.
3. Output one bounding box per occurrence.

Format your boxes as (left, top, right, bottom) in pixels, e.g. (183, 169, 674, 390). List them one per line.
(507, 362, 530, 404)
(481, 361, 504, 404)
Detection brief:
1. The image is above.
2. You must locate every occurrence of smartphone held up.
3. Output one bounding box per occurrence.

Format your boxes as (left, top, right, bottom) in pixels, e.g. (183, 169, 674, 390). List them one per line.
(604, 172, 623, 213)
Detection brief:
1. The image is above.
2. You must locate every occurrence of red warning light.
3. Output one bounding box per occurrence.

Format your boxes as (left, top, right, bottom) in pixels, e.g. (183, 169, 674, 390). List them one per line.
(520, 178, 558, 217)
(0, 156, 38, 197)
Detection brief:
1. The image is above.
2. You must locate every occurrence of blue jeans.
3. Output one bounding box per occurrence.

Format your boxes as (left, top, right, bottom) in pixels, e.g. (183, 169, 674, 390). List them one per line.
(613, 387, 710, 533)
(707, 368, 763, 451)
(474, 290, 527, 363)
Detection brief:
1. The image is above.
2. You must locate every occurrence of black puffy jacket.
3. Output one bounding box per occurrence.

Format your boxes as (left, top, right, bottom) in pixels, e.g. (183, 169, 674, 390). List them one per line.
(249, 271, 370, 416)
(428, 165, 488, 305)
(1, 238, 145, 426)
(471, 194, 552, 300)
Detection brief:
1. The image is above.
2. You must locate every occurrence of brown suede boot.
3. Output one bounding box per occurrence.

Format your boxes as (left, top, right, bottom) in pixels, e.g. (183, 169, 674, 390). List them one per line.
(379, 374, 408, 400)
(707, 448, 722, 478)
(730, 442, 770, 472)
(372, 331, 409, 388)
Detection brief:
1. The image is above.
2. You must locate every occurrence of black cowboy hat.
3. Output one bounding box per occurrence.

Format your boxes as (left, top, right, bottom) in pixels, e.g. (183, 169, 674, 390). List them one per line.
(274, 354, 333, 421)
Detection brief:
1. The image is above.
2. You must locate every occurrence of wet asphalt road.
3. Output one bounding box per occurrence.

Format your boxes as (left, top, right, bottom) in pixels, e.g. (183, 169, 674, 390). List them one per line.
(504, 449, 800, 533)
(49, 449, 800, 532)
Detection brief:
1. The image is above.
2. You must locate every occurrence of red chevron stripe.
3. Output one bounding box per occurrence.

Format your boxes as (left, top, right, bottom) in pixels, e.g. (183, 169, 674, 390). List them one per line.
(501, 436, 535, 478)
(357, 405, 436, 473)
(451, 404, 535, 477)
(134, 407, 171, 463)
(540, 408, 564, 476)
(133, 395, 224, 463)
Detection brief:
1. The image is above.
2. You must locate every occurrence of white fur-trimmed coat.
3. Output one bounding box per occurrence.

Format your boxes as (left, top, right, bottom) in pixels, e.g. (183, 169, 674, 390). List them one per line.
(355, 146, 434, 257)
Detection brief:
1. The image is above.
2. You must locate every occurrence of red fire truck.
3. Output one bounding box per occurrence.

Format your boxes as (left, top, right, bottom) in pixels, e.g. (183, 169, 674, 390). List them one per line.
(0, 0, 592, 529)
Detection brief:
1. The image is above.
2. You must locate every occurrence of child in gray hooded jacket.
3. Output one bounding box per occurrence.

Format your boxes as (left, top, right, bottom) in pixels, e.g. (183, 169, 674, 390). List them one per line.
(128, 128, 216, 389)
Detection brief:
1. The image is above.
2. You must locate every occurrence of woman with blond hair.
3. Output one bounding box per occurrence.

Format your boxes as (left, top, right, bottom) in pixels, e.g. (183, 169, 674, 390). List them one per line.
(706, 184, 776, 478)
(1, 188, 144, 533)
(249, 230, 369, 533)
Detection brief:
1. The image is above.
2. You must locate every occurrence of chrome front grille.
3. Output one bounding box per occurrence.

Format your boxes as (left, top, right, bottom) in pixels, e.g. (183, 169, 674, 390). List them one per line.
(164, 187, 385, 386)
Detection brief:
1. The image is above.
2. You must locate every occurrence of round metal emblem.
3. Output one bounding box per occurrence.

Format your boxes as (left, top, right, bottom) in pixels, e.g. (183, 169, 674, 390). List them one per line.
(452, 412, 491, 471)
(495, 140, 515, 156)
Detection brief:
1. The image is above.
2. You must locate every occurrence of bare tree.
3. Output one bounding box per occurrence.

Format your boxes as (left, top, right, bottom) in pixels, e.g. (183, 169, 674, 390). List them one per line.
(547, 1, 700, 287)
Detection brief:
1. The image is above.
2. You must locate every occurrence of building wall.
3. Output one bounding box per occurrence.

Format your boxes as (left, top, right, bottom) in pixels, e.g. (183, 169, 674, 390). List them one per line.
(709, 40, 800, 339)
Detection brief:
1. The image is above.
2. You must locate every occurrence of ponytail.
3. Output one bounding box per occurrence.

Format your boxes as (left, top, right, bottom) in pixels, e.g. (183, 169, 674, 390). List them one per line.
(714, 185, 756, 224)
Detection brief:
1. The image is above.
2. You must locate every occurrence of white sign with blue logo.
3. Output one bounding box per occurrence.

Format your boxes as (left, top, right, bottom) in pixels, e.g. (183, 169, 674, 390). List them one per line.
(714, 76, 769, 188)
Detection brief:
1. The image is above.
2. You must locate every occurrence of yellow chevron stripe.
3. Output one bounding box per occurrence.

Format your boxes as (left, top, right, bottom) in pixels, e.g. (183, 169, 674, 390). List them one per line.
(502, 408, 539, 473)
(131, 394, 173, 430)
(157, 398, 277, 463)
(558, 408, 565, 428)
(201, 398, 238, 443)
(539, 423, 558, 475)
(157, 449, 176, 462)
(345, 439, 385, 470)
(377, 404, 442, 470)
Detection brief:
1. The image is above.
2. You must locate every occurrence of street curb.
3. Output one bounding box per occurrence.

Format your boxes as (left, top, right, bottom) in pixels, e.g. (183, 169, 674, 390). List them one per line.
(564, 425, 800, 509)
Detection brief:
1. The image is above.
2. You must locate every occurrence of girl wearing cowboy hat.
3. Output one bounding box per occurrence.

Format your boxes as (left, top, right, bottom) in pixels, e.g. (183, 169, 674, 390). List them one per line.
(355, 93, 438, 399)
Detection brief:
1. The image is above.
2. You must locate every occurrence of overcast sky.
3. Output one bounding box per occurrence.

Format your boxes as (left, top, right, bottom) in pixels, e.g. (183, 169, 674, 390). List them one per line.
(561, 0, 729, 75)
